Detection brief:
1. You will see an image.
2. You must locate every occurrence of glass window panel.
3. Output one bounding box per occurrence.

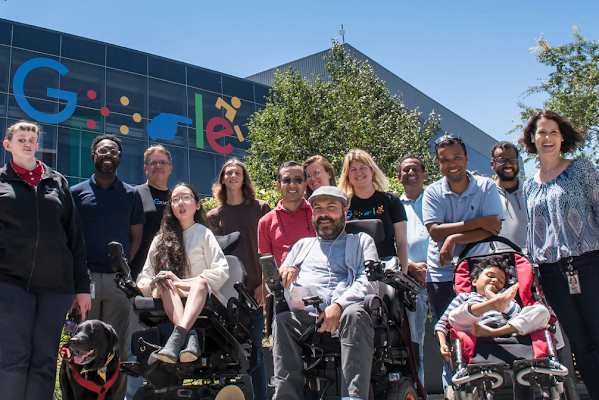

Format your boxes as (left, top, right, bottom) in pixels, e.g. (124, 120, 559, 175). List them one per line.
(106, 46, 147, 75)
(105, 112, 147, 141)
(0, 118, 5, 164)
(0, 92, 6, 117)
(8, 94, 57, 120)
(149, 57, 185, 84)
(61, 36, 105, 66)
(66, 177, 85, 186)
(222, 75, 254, 102)
(59, 59, 104, 109)
(116, 137, 147, 186)
(57, 127, 98, 180)
(186, 89, 223, 149)
(155, 143, 189, 188)
(148, 78, 186, 118)
(189, 149, 220, 196)
(10, 49, 59, 100)
(59, 106, 105, 133)
(106, 69, 147, 117)
(0, 21, 11, 46)
(36, 124, 57, 168)
(187, 67, 221, 94)
(0, 45, 10, 93)
(12, 25, 60, 55)
(254, 85, 269, 105)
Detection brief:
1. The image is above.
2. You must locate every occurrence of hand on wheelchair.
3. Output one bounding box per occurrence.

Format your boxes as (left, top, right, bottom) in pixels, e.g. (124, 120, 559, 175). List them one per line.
(439, 343, 452, 362)
(280, 266, 298, 290)
(316, 303, 343, 333)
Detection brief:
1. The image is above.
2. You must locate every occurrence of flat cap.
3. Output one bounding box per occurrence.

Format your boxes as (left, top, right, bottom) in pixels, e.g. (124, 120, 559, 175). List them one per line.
(308, 186, 348, 207)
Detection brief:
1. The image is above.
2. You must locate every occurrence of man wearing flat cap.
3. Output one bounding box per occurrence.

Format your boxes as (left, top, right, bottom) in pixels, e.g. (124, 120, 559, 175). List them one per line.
(272, 186, 378, 400)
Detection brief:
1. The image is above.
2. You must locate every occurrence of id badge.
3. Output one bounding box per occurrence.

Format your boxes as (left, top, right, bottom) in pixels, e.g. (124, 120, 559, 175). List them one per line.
(90, 281, 96, 299)
(567, 271, 581, 295)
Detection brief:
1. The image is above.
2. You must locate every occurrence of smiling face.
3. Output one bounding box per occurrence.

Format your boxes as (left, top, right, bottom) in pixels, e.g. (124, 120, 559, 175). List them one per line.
(92, 139, 121, 174)
(3, 128, 39, 163)
(170, 185, 200, 225)
(222, 163, 244, 192)
(473, 266, 506, 297)
(276, 166, 306, 204)
(348, 160, 374, 191)
(437, 143, 469, 183)
(398, 158, 427, 190)
(144, 152, 172, 188)
(492, 147, 519, 182)
(306, 162, 332, 192)
(533, 117, 563, 157)
(311, 196, 347, 240)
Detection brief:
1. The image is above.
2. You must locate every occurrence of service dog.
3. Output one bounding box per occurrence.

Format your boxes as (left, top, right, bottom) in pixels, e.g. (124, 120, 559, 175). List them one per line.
(59, 320, 125, 400)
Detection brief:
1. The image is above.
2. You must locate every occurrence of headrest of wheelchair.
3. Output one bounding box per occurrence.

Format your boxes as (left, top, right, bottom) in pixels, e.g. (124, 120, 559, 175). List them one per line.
(215, 232, 240, 255)
(454, 252, 535, 307)
(344, 219, 385, 243)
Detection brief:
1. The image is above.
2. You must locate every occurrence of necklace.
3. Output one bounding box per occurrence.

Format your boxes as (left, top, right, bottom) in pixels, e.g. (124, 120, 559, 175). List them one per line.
(540, 158, 564, 176)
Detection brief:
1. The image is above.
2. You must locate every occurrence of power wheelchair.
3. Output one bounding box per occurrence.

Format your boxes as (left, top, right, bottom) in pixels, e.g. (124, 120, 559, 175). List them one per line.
(261, 219, 427, 400)
(110, 232, 259, 400)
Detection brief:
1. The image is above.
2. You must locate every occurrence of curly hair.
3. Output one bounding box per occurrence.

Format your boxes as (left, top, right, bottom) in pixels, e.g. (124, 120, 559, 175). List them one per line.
(339, 149, 389, 200)
(518, 110, 586, 155)
(212, 158, 256, 206)
(91, 134, 123, 155)
(303, 155, 337, 198)
(153, 183, 211, 278)
(471, 257, 510, 286)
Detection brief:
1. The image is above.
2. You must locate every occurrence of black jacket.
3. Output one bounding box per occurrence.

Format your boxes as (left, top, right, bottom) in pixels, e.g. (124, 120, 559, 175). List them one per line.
(0, 162, 89, 293)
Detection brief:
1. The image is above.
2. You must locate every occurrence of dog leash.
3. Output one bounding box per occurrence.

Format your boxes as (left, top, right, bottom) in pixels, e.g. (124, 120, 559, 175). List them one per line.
(61, 347, 121, 400)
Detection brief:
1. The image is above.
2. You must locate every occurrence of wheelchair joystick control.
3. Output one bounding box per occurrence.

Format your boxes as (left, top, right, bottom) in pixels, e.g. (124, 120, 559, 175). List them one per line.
(302, 296, 324, 314)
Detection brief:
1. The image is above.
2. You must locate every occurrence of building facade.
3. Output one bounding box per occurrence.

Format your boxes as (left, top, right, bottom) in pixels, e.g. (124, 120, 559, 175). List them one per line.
(0, 19, 268, 195)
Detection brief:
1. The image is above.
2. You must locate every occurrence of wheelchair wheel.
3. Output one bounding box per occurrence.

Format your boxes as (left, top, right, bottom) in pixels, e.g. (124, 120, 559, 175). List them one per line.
(133, 384, 157, 400)
(387, 379, 417, 400)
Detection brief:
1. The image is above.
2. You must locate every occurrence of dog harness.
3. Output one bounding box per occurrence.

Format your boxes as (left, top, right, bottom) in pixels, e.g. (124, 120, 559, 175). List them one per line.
(61, 347, 121, 400)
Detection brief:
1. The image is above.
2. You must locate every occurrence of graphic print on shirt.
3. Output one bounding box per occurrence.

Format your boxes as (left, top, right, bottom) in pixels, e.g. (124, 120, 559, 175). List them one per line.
(347, 204, 384, 218)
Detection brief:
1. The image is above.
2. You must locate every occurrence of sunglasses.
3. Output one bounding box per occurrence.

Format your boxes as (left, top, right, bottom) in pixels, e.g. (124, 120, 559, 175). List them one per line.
(280, 177, 305, 185)
(434, 134, 461, 147)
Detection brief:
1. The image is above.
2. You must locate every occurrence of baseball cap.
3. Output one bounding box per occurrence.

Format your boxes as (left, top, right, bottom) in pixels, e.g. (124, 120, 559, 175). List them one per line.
(308, 186, 348, 207)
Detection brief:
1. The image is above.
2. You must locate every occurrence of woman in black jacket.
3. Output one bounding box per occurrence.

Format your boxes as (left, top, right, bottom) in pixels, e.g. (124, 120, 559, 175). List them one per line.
(0, 121, 90, 400)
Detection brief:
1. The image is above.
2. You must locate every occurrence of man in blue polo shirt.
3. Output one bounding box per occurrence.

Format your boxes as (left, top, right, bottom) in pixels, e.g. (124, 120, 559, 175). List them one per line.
(422, 135, 503, 397)
(71, 134, 144, 400)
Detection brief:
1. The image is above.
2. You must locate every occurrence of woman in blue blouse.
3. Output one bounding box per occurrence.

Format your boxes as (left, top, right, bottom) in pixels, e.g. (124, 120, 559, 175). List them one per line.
(520, 110, 599, 397)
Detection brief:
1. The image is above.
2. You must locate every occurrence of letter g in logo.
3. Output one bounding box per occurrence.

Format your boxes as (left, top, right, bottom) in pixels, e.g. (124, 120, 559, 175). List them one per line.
(13, 58, 77, 124)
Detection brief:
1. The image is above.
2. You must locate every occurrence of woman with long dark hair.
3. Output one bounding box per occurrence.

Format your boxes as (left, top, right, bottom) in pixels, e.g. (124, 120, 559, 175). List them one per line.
(519, 110, 599, 398)
(137, 183, 229, 364)
(0, 121, 90, 400)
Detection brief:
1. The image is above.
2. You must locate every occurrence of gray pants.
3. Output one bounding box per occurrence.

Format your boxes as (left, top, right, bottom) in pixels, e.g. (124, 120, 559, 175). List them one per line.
(273, 302, 374, 400)
(89, 272, 132, 400)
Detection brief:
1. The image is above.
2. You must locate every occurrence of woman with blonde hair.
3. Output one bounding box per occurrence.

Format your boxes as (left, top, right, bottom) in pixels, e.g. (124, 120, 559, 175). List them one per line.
(339, 149, 409, 272)
(303, 155, 336, 198)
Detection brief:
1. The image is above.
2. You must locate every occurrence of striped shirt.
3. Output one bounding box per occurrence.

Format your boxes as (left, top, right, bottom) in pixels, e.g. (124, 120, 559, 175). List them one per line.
(258, 198, 317, 268)
(434, 291, 520, 335)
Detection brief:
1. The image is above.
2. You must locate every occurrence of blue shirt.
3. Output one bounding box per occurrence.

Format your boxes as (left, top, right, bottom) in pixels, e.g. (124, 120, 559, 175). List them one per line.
(400, 193, 429, 264)
(71, 175, 145, 273)
(524, 158, 599, 264)
(422, 172, 504, 283)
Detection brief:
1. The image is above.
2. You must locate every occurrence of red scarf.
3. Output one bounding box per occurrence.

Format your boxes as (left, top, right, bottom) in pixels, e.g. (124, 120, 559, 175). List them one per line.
(10, 160, 43, 187)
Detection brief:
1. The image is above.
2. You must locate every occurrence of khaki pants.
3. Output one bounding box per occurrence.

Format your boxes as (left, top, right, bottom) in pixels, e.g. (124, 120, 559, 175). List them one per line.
(89, 272, 132, 400)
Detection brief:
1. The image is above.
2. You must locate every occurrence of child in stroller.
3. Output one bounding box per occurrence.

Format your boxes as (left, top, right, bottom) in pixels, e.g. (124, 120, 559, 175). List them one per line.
(435, 257, 550, 361)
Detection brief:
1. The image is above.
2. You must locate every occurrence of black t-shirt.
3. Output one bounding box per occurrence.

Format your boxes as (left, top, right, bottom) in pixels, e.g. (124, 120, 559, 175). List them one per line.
(130, 183, 170, 278)
(347, 191, 407, 259)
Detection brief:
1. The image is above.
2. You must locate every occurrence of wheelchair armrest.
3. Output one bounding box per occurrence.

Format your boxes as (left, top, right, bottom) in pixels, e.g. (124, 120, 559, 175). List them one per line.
(260, 255, 286, 304)
(234, 282, 259, 311)
(365, 260, 420, 295)
(108, 241, 131, 278)
(114, 275, 143, 298)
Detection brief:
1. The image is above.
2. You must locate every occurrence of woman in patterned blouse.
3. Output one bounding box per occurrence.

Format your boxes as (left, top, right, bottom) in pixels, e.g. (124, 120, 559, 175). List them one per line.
(519, 110, 599, 397)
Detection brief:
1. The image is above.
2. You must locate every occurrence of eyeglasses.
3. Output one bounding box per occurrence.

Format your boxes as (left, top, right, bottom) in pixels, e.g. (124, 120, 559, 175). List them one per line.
(96, 147, 121, 157)
(171, 194, 195, 205)
(147, 160, 171, 167)
(493, 158, 519, 166)
(280, 177, 304, 185)
(435, 134, 461, 147)
(306, 169, 322, 180)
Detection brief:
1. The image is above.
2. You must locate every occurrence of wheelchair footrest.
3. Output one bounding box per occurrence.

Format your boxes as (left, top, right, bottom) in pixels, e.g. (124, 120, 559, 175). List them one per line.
(452, 363, 505, 390)
(513, 358, 569, 387)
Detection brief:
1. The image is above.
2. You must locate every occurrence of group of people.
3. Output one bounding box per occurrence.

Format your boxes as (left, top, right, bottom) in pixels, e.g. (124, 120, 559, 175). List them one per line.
(0, 108, 598, 400)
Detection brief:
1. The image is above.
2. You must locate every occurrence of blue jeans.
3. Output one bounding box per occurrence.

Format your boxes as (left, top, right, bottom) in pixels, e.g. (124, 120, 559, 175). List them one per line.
(427, 281, 456, 390)
(539, 251, 599, 400)
(0, 281, 74, 400)
(250, 307, 268, 400)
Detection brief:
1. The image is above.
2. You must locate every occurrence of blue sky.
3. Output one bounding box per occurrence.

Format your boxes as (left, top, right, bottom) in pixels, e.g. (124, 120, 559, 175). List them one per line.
(2, 0, 598, 175)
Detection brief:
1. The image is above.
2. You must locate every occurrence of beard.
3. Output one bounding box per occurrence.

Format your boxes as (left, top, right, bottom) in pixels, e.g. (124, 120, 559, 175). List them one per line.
(95, 156, 118, 174)
(314, 215, 345, 240)
(496, 168, 518, 182)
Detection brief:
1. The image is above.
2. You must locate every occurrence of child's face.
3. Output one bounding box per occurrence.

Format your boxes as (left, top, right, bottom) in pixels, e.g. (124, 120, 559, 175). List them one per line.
(473, 266, 506, 296)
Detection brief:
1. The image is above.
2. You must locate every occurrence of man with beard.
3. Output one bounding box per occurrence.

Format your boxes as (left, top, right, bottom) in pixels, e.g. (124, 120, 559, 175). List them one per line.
(273, 186, 378, 400)
(422, 135, 503, 397)
(71, 134, 145, 400)
(490, 141, 526, 250)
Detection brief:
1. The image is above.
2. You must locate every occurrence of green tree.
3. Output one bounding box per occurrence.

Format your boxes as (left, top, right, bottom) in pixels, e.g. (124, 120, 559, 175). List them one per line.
(246, 41, 443, 189)
(510, 25, 599, 162)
